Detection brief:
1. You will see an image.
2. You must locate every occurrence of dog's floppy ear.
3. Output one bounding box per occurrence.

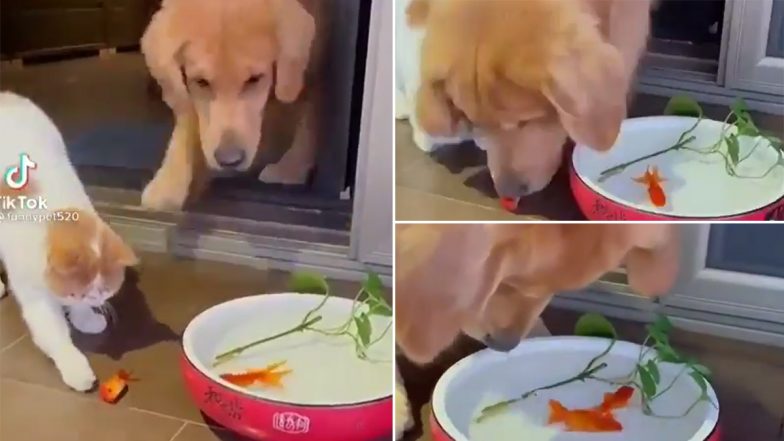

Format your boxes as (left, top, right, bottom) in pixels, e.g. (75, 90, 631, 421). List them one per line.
(271, 0, 315, 103)
(623, 225, 681, 297)
(141, 0, 190, 114)
(395, 224, 502, 364)
(542, 31, 628, 151)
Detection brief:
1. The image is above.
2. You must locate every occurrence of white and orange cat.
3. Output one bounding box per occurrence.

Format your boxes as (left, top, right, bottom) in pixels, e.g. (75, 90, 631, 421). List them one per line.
(0, 92, 139, 391)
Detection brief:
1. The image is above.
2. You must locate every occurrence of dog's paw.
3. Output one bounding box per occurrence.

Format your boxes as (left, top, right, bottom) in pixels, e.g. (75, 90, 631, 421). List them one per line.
(68, 307, 108, 335)
(141, 175, 187, 211)
(258, 163, 311, 185)
(394, 373, 414, 439)
(55, 351, 96, 392)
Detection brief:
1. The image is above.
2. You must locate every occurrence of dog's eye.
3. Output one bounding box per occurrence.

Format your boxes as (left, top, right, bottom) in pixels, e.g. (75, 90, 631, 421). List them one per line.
(245, 74, 264, 86)
(194, 78, 210, 89)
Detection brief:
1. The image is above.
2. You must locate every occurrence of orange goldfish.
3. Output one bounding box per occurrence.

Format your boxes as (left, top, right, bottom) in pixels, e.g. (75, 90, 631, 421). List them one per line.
(633, 165, 667, 207)
(220, 361, 292, 388)
(595, 385, 635, 413)
(548, 400, 623, 432)
(547, 386, 634, 432)
(99, 369, 138, 404)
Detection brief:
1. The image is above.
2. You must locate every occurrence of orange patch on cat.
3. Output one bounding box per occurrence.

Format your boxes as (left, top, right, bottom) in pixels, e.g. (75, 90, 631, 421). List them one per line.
(45, 209, 139, 298)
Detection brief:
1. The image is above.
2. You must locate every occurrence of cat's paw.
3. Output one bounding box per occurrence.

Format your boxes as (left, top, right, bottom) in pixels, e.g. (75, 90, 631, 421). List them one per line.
(55, 351, 96, 392)
(141, 174, 188, 211)
(394, 372, 414, 439)
(0, 279, 6, 299)
(68, 307, 107, 334)
(258, 163, 311, 185)
(412, 127, 439, 153)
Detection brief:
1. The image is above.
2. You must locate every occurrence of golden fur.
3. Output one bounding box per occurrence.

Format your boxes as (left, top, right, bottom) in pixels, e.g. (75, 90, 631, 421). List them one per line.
(140, 0, 318, 210)
(395, 224, 679, 364)
(409, 0, 652, 196)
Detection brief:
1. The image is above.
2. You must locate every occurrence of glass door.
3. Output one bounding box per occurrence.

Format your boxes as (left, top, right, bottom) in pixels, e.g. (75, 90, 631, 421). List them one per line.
(725, 0, 784, 95)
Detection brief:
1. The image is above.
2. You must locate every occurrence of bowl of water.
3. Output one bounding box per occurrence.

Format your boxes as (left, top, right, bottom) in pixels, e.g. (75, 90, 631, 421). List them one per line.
(181, 293, 393, 441)
(570, 116, 784, 220)
(430, 336, 721, 441)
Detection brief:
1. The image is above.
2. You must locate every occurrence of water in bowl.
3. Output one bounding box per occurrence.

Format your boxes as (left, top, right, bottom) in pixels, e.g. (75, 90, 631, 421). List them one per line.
(210, 300, 393, 406)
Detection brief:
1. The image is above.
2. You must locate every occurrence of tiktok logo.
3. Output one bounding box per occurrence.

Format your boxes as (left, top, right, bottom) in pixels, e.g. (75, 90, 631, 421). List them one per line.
(4, 153, 37, 190)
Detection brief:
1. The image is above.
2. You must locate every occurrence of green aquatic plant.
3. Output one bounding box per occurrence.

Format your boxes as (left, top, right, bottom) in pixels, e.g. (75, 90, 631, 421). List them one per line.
(475, 313, 716, 424)
(597, 96, 784, 183)
(212, 271, 392, 367)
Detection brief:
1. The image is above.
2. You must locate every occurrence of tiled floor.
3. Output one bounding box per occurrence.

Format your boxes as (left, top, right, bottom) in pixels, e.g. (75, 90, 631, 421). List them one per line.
(397, 308, 784, 441)
(395, 95, 784, 221)
(0, 253, 381, 441)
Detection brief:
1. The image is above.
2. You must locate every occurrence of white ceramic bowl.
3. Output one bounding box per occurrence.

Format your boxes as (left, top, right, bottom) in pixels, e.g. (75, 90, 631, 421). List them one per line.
(571, 116, 784, 220)
(431, 336, 721, 441)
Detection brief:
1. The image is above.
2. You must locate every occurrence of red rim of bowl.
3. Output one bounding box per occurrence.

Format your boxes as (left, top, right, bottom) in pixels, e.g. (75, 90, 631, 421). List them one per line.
(429, 337, 721, 441)
(181, 293, 393, 408)
(569, 158, 784, 220)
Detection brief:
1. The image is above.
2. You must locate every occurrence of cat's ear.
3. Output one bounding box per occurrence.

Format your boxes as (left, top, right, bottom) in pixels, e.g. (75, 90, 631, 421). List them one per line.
(101, 225, 139, 268)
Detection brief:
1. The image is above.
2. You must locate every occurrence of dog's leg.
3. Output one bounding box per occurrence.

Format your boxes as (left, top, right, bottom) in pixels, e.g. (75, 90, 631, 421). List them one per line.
(395, 366, 414, 439)
(141, 111, 201, 211)
(258, 101, 316, 185)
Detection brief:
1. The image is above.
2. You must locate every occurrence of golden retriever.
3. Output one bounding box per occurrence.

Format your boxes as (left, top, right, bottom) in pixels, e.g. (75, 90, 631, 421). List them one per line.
(409, 0, 653, 199)
(395, 223, 679, 364)
(140, 0, 319, 210)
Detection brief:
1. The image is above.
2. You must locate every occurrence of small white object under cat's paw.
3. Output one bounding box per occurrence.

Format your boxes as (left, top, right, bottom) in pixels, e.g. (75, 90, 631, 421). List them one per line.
(395, 370, 414, 439)
(55, 351, 97, 392)
(68, 306, 108, 334)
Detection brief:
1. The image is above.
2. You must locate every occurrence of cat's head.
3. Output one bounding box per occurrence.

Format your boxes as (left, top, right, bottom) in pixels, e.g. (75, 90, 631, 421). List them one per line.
(45, 209, 139, 307)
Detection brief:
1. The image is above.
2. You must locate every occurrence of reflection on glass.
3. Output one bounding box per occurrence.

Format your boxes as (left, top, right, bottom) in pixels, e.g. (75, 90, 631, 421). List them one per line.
(768, 0, 784, 57)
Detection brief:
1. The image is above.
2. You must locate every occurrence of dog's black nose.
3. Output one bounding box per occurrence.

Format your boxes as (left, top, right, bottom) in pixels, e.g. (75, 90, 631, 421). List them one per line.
(483, 333, 520, 353)
(214, 146, 246, 168)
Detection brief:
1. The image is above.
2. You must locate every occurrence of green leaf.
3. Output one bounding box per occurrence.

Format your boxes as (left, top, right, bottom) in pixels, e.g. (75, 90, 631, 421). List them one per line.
(655, 343, 683, 363)
(574, 313, 617, 339)
(646, 359, 660, 384)
(646, 325, 670, 347)
(369, 302, 393, 317)
(651, 315, 674, 334)
(289, 271, 329, 295)
(663, 96, 703, 118)
(691, 363, 712, 379)
(638, 365, 657, 399)
(354, 313, 371, 346)
(731, 97, 750, 118)
(363, 272, 385, 299)
(689, 371, 708, 395)
(727, 135, 740, 165)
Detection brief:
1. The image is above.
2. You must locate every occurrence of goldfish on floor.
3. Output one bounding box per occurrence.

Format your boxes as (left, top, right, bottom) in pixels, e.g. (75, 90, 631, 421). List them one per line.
(547, 386, 635, 432)
(220, 360, 293, 388)
(100, 369, 139, 404)
(633, 165, 667, 207)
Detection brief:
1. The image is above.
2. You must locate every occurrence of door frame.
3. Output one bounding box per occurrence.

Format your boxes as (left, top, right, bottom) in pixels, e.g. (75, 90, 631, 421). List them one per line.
(724, 0, 784, 95)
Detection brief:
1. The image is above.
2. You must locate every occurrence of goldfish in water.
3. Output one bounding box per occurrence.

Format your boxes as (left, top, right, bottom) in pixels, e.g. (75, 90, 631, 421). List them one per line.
(633, 165, 667, 207)
(219, 360, 292, 388)
(548, 400, 623, 432)
(595, 385, 635, 413)
(99, 369, 138, 404)
(547, 386, 635, 432)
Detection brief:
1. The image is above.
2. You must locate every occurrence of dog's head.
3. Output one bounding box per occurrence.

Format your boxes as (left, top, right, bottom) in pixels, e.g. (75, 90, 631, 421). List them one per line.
(409, 0, 628, 198)
(395, 224, 679, 364)
(142, 0, 315, 171)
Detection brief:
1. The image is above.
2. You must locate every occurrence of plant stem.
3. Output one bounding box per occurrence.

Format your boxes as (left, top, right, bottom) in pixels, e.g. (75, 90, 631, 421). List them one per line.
(597, 137, 695, 182)
(475, 362, 609, 423)
(212, 316, 323, 367)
